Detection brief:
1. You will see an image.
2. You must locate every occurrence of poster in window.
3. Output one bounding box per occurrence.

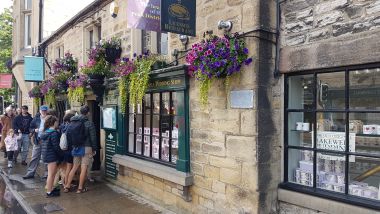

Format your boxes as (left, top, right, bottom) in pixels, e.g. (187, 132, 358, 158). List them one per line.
(102, 106, 117, 130)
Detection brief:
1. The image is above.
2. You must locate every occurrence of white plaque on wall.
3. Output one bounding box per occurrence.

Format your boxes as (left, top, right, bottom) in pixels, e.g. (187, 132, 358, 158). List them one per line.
(230, 90, 254, 109)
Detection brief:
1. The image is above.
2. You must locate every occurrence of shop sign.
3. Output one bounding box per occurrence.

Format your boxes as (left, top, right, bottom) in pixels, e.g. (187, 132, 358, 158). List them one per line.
(317, 131, 355, 161)
(127, 0, 161, 32)
(0, 74, 13, 88)
(24, 56, 45, 82)
(148, 77, 185, 91)
(161, 0, 196, 36)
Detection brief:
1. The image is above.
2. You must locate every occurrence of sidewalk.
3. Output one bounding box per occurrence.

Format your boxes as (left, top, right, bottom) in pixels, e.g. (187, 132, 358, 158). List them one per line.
(0, 156, 172, 214)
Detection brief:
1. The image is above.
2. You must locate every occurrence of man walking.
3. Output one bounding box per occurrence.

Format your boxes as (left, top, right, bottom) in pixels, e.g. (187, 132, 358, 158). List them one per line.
(65, 105, 97, 193)
(23, 105, 48, 179)
(13, 105, 33, 165)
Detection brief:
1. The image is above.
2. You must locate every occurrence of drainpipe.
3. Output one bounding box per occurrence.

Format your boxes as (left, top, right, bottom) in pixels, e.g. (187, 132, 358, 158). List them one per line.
(274, 0, 281, 78)
(38, 0, 43, 57)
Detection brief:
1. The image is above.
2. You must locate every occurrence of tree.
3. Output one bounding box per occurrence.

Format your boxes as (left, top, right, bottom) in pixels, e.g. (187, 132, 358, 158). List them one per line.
(0, 8, 14, 103)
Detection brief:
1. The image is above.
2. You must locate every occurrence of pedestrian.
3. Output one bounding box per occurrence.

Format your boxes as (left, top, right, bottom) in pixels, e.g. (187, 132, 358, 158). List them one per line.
(40, 115, 62, 197)
(0, 107, 15, 158)
(58, 111, 75, 188)
(23, 105, 49, 179)
(15, 108, 22, 116)
(12, 105, 33, 165)
(4, 129, 21, 168)
(64, 105, 97, 193)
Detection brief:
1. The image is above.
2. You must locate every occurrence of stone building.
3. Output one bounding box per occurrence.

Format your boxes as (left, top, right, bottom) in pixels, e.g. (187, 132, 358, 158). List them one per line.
(279, 0, 380, 213)
(11, 0, 380, 213)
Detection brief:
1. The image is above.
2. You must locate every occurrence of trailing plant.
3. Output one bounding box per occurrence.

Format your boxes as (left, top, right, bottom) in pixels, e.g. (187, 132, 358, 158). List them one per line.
(81, 44, 112, 77)
(129, 53, 156, 106)
(185, 33, 253, 107)
(28, 85, 42, 107)
(67, 74, 87, 104)
(45, 89, 56, 108)
(113, 57, 135, 113)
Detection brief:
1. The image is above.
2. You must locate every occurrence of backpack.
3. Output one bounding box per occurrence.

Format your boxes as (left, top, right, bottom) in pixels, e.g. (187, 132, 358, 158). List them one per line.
(66, 120, 86, 148)
(59, 133, 68, 150)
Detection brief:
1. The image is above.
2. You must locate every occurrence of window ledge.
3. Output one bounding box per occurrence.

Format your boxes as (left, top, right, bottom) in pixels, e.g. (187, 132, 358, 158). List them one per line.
(112, 154, 193, 186)
(278, 188, 377, 214)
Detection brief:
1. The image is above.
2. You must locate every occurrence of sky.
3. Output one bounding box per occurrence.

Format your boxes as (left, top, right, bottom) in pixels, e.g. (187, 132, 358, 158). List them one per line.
(0, 0, 12, 12)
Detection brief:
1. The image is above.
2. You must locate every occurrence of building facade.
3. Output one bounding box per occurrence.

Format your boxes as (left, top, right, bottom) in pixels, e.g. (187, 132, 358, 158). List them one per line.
(11, 0, 380, 213)
(279, 0, 380, 213)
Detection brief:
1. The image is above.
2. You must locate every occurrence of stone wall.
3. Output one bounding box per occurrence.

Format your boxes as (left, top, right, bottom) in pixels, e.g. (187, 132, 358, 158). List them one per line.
(280, 0, 380, 72)
(41, 0, 281, 213)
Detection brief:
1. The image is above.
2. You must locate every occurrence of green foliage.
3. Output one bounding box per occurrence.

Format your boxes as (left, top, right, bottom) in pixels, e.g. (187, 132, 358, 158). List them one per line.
(128, 56, 156, 106)
(45, 90, 56, 108)
(118, 76, 128, 114)
(0, 8, 14, 103)
(81, 58, 112, 77)
(68, 87, 85, 105)
(33, 98, 40, 107)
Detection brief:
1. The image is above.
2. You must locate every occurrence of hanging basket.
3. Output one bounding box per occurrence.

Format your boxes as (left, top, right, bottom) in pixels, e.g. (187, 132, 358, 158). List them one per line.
(88, 74, 105, 102)
(105, 48, 122, 64)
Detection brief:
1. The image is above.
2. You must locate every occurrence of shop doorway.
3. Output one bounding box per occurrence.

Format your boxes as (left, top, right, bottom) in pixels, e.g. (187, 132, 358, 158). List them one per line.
(88, 100, 101, 171)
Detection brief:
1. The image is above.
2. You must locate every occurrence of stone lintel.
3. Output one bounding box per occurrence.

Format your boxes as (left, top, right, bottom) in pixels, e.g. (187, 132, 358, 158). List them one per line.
(280, 29, 380, 73)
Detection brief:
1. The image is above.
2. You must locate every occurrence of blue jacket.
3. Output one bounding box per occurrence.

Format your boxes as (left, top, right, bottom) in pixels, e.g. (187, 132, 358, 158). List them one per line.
(41, 129, 62, 163)
(13, 113, 33, 134)
(30, 113, 41, 145)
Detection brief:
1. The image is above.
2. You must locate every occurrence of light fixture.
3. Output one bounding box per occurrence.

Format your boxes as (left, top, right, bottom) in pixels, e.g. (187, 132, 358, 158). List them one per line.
(110, 2, 119, 18)
(218, 20, 233, 31)
(179, 34, 189, 45)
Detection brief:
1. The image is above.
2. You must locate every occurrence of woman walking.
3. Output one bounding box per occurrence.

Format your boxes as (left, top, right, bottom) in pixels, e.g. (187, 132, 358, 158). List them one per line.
(40, 115, 63, 197)
(59, 111, 75, 188)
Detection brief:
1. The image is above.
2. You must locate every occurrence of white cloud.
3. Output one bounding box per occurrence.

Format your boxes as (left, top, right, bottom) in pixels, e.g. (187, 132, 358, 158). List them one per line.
(0, 0, 13, 13)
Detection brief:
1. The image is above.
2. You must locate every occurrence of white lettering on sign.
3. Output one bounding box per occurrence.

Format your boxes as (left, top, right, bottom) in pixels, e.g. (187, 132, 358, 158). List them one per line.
(316, 131, 355, 162)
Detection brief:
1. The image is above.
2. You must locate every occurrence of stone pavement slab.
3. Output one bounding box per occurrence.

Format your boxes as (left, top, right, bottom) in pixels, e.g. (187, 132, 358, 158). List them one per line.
(0, 156, 173, 214)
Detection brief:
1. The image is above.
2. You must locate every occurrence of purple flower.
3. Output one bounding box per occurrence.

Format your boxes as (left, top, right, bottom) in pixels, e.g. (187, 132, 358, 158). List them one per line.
(243, 48, 249, 54)
(244, 58, 253, 65)
(214, 61, 221, 67)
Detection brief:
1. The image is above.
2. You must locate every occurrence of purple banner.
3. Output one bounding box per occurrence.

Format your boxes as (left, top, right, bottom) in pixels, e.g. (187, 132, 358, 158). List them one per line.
(127, 0, 161, 32)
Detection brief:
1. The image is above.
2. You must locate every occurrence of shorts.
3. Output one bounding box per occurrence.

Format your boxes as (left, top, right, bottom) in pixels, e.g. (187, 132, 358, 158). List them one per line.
(63, 150, 73, 164)
(73, 147, 93, 166)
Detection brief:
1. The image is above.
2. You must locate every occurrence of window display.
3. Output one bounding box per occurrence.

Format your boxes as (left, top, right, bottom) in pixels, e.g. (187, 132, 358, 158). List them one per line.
(127, 91, 184, 165)
(286, 68, 380, 208)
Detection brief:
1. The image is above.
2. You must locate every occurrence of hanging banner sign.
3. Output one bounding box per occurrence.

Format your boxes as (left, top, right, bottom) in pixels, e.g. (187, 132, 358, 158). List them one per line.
(0, 74, 13, 89)
(161, 0, 196, 36)
(127, 0, 161, 32)
(24, 56, 45, 82)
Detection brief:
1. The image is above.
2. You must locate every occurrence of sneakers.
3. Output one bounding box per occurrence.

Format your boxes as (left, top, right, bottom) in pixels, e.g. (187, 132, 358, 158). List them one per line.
(46, 187, 61, 197)
(22, 175, 34, 179)
(7, 163, 12, 168)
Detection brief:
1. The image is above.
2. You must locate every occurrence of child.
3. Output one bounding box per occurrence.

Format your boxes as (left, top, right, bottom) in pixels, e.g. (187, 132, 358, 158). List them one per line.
(4, 129, 21, 168)
(40, 115, 63, 197)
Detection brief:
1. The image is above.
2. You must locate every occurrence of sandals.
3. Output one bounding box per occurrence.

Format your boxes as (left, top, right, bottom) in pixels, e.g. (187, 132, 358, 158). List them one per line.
(63, 184, 77, 193)
(76, 187, 89, 194)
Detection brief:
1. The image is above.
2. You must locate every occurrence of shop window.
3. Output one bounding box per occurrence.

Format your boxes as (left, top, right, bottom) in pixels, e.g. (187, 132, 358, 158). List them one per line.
(24, 14, 31, 48)
(141, 30, 168, 55)
(284, 67, 380, 209)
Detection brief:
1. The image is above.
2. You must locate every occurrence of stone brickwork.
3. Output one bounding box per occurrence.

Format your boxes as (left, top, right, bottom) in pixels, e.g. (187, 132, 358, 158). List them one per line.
(280, 0, 380, 72)
(279, 202, 327, 214)
(39, 0, 281, 213)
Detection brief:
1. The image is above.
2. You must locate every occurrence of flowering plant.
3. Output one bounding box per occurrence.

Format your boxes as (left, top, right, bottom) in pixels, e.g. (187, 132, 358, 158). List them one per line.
(101, 37, 122, 49)
(186, 33, 253, 106)
(28, 85, 43, 107)
(67, 74, 87, 104)
(39, 79, 57, 108)
(81, 44, 112, 77)
(52, 52, 78, 74)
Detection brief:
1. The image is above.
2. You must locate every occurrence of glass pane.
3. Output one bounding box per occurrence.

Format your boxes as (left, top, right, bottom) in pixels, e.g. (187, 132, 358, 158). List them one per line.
(161, 115, 170, 137)
(349, 156, 380, 201)
(288, 149, 314, 187)
(137, 103, 143, 114)
(288, 75, 314, 109)
(128, 134, 134, 153)
(144, 94, 151, 114)
(136, 134, 142, 154)
(316, 113, 348, 151)
(162, 92, 170, 115)
(136, 115, 143, 134)
(288, 112, 314, 148)
(153, 93, 160, 114)
(152, 115, 159, 136)
(317, 152, 346, 193)
(317, 72, 345, 109)
(349, 113, 380, 156)
(143, 135, 151, 157)
(152, 136, 160, 159)
(129, 102, 135, 114)
(171, 140, 178, 164)
(128, 114, 134, 132)
(172, 91, 185, 116)
(161, 138, 170, 161)
(350, 68, 380, 110)
(144, 114, 151, 134)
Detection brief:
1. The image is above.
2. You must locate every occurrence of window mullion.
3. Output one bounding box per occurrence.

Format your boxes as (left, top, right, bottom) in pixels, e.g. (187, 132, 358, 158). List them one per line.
(169, 92, 173, 163)
(159, 93, 162, 160)
(142, 99, 145, 156)
(312, 72, 317, 189)
(150, 93, 153, 158)
(344, 69, 350, 195)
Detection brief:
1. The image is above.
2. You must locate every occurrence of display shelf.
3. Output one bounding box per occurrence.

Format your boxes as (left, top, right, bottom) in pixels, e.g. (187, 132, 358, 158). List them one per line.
(291, 129, 313, 133)
(356, 134, 380, 138)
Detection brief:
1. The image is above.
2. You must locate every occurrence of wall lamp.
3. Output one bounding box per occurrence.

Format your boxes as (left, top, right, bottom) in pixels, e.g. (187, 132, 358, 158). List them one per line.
(218, 20, 233, 31)
(179, 34, 189, 46)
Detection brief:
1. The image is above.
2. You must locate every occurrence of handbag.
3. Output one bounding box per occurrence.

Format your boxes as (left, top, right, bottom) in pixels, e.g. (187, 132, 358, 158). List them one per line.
(71, 146, 85, 157)
(59, 133, 68, 150)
